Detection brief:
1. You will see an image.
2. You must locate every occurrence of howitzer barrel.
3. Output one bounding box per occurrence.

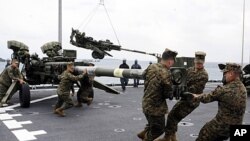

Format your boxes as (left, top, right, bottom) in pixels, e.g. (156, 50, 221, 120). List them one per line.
(44, 61, 89, 66)
(121, 48, 161, 58)
(75, 66, 189, 100)
(74, 66, 144, 79)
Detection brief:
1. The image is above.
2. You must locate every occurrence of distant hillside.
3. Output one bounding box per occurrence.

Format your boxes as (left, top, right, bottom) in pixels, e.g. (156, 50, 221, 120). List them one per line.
(0, 58, 5, 62)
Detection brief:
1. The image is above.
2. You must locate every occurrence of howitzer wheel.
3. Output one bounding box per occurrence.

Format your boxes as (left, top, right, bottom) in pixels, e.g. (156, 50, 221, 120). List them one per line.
(19, 83, 31, 108)
(92, 51, 104, 59)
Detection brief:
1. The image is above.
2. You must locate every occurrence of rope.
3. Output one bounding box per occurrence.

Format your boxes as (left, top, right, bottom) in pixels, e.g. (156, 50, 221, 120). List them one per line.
(77, 4, 100, 29)
(82, 6, 100, 30)
(103, 4, 121, 46)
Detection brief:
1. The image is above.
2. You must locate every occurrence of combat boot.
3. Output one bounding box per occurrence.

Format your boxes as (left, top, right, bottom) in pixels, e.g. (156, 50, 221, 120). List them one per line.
(137, 129, 147, 140)
(153, 135, 172, 141)
(75, 102, 83, 107)
(142, 131, 148, 141)
(170, 133, 177, 141)
(53, 106, 57, 114)
(55, 108, 65, 117)
(86, 98, 93, 106)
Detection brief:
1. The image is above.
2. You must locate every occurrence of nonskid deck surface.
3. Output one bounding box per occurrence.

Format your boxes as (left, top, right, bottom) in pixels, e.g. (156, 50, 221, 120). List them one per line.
(0, 83, 249, 141)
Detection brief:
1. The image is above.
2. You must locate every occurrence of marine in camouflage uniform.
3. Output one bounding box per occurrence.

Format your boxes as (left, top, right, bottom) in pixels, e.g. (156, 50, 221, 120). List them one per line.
(54, 62, 86, 117)
(0, 59, 24, 105)
(138, 49, 178, 141)
(75, 63, 95, 107)
(155, 52, 208, 141)
(194, 63, 247, 141)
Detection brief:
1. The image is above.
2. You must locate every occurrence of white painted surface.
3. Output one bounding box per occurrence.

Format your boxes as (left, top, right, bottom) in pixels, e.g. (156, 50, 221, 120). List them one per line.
(0, 92, 56, 140)
(2, 95, 57, 109)
(0, 113, 22, 120)
(12, 129, 47, 141)
(0, 108, 13, 113)
(3, 120, 32, 129)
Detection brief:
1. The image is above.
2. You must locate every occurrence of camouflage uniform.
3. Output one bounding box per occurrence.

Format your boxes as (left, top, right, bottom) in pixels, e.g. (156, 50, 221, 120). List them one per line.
(165, 67, 208, 135)
(0, 66, 23, 101)
(196, 63, 247, 141)
(55, 70, 84, 110)
(77, 75, 94, 103)
(142, 63, 173, 141)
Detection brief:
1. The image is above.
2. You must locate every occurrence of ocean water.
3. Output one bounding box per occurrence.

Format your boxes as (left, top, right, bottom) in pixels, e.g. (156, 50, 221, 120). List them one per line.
(0, 60, 222, 85)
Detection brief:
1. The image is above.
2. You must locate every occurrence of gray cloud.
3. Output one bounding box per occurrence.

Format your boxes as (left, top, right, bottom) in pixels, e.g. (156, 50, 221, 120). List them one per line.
(0, 0, 249, 63)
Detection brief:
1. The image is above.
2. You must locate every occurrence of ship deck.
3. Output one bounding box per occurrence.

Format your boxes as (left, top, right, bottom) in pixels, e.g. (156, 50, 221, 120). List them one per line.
(0, 83, 249, 141)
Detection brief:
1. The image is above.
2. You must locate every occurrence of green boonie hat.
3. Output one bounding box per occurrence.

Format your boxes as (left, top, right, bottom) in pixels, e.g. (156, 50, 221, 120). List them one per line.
(162, 48, 178, 60)
(222, 63, 242, 73)
(194, 51, 206, 63)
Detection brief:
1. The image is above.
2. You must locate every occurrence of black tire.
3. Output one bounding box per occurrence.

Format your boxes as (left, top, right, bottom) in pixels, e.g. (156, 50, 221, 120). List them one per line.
(92, 51, 104, 59)
(19, 83, 31, 108)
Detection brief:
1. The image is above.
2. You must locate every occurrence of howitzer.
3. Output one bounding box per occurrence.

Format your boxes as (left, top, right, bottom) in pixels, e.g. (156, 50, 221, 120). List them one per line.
(70, 28, 161, 60)
(4, 40, 121, 108)
(70, 28, 121, 59)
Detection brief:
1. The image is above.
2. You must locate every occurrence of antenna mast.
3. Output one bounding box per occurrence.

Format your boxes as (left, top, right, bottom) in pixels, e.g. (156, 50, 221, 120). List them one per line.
(58, 0, 62, 45)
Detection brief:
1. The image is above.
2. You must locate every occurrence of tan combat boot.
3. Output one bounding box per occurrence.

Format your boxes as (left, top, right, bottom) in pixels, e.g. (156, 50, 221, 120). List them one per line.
(153, 135, 172, 141)
(86, 98, 93, 106)
(55, 108, 65, 117)
(137, 129, 147, 140)
(75, 102, 83, 107)
(53, 106, 57, 114)
(142, 131, 148, 141)
(170, 133, 177, 141)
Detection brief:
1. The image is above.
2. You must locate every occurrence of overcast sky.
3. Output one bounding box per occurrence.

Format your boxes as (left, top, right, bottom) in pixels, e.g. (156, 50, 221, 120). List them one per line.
(0, 0, 249, 63)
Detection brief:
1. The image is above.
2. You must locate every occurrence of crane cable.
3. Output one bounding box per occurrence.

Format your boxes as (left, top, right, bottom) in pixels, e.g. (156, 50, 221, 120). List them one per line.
(102, 2, 121, 46)
(77, 0, 121, 46)
(77, 4, 100, 29)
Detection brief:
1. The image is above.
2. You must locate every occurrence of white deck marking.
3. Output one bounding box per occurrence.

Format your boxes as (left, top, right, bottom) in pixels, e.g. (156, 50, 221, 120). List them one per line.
(0, 108, 13, 113)
(12, 129, 47, 141)
(0, 113, 22, 120)
(2, 94, 58, 109)
(3, 120, 32, 129)
(0, 93, 57, 141)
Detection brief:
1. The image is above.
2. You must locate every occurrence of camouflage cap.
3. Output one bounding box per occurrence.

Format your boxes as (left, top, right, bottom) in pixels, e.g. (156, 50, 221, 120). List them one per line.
(194, 51, 206, 63)
(162, 48, 178, 60)
(222, 63, 242, 73)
